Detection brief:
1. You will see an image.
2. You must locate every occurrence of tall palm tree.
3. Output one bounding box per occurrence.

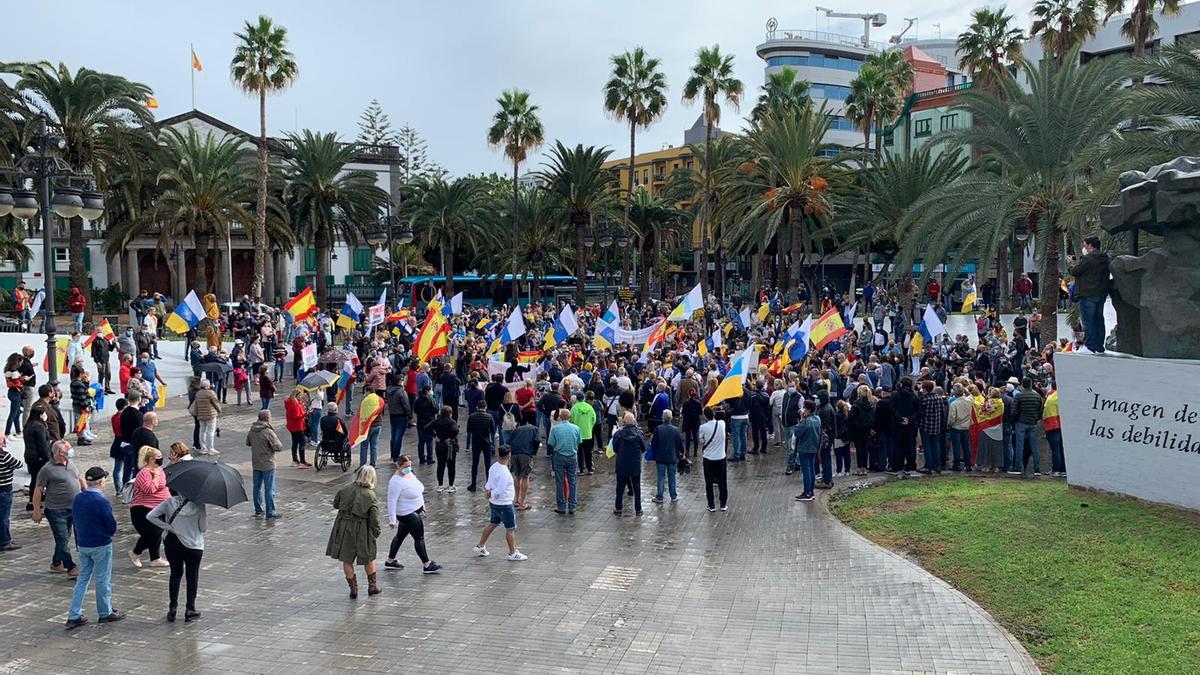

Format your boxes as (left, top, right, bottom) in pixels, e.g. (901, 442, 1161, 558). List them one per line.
(751, 67, 811, 122)
(1119, 42, 1200, 158)
(957, 7, 1028, 94)
(539, 142, 616, 306)
(1031, 0, 1101, 69)
(231, 15, 298, 302)
(603, 47, 668, 290)
(1103, 0, 1182, 132)
(896, 52, 1126, 345)
(478, 188, 571, 300)
(682, 45, 743, 301)
(663, 137, 740, 295)
(4, 62, 155, 301)
(487, 89, 545, 305)
(627, 191, 690, 304)
(283, 130, 388, 309)
(844, 65, 894, 157)
(409, 177, 491, 299)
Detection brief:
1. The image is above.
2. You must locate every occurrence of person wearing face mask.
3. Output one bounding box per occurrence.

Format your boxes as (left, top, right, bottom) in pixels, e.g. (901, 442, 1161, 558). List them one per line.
(383, 455, 442, 574)
(781, 382, 805, 475)
(22, 405, 52, 512)
(32, 440, 84, 576)
(127, 445, 170, 568)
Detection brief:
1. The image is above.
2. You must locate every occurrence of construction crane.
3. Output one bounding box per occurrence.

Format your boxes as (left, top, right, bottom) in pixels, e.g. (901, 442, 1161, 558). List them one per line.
(889, 18, 917, 45)
(815, 6, 887, 48)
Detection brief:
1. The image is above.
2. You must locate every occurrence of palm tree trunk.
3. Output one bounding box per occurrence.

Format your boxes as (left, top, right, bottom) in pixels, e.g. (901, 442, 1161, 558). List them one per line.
(1039, 230, 1061, 346)
(195, 232, 211, 295)
(68, 216, 88, 313)
(254, 86, 268, 302)
(575, 222, 587, 308)
(1012, 236, 1026, 306)
(848, 248, 860, 307)
(511, 158, 520, 306)
(700, 120, 713, 304)
(442, 236, 455, 299)
(315, 225, 330, 310)
(638, 235, 651, 306)
(997, 245, 1011, 311)
(749, 251, 763, 303)
(624, 120, 635, 295)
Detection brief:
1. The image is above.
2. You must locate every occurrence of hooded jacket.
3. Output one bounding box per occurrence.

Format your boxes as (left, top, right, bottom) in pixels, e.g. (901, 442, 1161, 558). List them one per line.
(246, 419, 284, 471)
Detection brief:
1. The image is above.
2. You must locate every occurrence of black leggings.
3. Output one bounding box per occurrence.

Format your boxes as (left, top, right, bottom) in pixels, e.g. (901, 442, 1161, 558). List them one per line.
(290, 430, 307, 463)
(435, 442, 456, 487)
(164, 532, 202, 611)
(703, 458, 728, 509)
(387, 511, 430, 563)
(130, 505, 162, 560)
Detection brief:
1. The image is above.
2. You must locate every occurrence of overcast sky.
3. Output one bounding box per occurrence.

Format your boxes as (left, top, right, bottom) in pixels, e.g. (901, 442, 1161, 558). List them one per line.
(10, 1, 1039, 176)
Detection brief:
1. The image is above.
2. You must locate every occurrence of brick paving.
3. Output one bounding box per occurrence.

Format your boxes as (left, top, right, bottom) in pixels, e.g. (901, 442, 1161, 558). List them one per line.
(0, 397, 1037, 674)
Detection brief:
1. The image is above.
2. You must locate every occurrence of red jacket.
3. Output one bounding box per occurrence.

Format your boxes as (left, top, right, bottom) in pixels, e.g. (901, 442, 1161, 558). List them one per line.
(66, 293, 86, 313)
(1014, 277, 1034, 295)
(284, 396, 307, 432)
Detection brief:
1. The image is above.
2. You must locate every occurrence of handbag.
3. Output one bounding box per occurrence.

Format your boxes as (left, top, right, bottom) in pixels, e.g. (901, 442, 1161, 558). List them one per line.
(644, 438, 656, 462)
(120, 479, 136, 503)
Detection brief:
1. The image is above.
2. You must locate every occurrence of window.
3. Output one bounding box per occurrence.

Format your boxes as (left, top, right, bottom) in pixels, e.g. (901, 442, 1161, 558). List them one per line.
(826, 115, 856, 132)
(940, 114, 958, 131)
(1177, 30, 1200, 48)
(811, 83, 851, 101)
(946, 73, 956, 88)
(766, 54, 863, 71)
(883, 131, 894, 147)
(303, 248, 317, 272)
(914, 119, 932, 138)
(352, 247, 373, 272)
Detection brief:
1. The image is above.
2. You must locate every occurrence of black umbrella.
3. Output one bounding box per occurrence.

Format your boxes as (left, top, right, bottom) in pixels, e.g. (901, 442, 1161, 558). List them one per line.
(196, 361, 233, 375)
(163, 459, 248, 509)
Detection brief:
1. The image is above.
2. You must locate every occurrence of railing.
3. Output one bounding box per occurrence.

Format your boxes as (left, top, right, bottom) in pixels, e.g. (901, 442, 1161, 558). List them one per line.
(763, 28, 886, 51)
(913, 81, 974, 100)
(326, 283, 384, 304)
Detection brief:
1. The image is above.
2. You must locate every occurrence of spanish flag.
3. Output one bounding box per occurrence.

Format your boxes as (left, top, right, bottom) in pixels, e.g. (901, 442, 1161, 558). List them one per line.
(283, 286, 317, 321)
(97, 318, 115, 341)
(969, 397, 1005, 452)
(782, 302, 805, 315)
(73, 409, 90, 435)
(144, 97, 159, 109)
(414, 308, 450, 364)
(1043, 390, 1060, 432)
(191, 49, 203, 72)
(517, 350, 543, 364)
(348, 391, 384, 447)
(809, 306, 847, 351)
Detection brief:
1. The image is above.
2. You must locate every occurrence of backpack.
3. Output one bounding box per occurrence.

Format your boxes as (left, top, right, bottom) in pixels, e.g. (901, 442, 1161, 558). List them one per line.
(502, 409, 518, 432)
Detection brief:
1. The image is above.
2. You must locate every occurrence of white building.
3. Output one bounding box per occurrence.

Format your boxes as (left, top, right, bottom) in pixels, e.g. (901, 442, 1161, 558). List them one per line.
(1023, 1, 1200, 66)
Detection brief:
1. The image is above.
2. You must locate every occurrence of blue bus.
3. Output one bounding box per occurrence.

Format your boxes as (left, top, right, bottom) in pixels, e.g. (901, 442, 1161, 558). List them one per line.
(399, 275, 579, 309)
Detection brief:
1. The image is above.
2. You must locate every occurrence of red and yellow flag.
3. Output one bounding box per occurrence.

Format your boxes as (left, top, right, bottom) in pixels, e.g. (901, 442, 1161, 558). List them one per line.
(809, 307, 846, 351)
(969, 397, 1005, 451)
(348, 391, 384, 447)
(191, 49, 203, 72)
(144, 97, 159, 109)
(73, 409, 90, 435)
(284, 286, 317, 321)
(97, 319, 115, 341)
(414, 309, 449, 364)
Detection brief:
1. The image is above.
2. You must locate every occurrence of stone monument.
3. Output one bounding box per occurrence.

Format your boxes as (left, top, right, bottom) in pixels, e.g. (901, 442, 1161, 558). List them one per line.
(1099, 156, 1200, 359)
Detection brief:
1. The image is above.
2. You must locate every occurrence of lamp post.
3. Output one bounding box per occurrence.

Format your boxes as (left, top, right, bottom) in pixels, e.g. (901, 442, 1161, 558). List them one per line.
(367, 210, 414, 309)
(0, 117, 104, 389)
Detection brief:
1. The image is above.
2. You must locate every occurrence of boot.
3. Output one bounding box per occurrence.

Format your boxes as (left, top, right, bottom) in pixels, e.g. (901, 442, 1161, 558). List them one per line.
(367, 573, 382, 596)
(346, 574, 358, 599)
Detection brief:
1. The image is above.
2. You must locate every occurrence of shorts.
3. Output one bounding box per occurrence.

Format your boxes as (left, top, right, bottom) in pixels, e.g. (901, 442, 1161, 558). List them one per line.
(510, 454, 532, 478)
(489, 503, 517, 530)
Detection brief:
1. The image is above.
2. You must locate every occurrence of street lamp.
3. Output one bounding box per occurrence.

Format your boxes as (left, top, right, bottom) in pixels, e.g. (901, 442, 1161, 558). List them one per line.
(0, 116, 104, 389)
(368, 213, 415, 307)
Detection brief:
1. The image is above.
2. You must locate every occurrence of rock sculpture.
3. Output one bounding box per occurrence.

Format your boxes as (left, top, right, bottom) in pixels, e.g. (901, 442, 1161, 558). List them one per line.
(1099, 156, 1200, 359)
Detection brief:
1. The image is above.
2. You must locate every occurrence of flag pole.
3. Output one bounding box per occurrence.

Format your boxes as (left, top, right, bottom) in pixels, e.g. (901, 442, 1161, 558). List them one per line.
(190, 43, 195, 109)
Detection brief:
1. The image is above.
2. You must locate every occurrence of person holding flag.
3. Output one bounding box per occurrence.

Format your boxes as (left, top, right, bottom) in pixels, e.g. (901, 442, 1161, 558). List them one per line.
(164, 291, 206, 335)
(543, 304, 579, 351)
(337, 293, 365, 334)
(593, 300, 620, 351)
(908, 304, 945, 374)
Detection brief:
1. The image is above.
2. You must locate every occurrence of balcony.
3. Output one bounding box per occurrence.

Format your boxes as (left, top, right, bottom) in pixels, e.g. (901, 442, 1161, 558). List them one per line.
(762, 28, 886, 52)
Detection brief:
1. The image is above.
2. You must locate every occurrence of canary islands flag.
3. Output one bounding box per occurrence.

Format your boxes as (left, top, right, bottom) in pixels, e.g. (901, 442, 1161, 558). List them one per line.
(910, 304, 945, 354)
(337, 292, 365, 332)
(544, 303, 579, 350)
(593, 300, 620, 350)
(707, 345, 757, 407)
(697, 327, 722, 358)
(809, 306, 846, 351)
(165, 290, 205, 334)
(442, 291, 464, 318)
(667, 283, 703, 322)
(736, 306, 753, 330)
(486, 305, 526, 357)
(961, 292, 977, 314)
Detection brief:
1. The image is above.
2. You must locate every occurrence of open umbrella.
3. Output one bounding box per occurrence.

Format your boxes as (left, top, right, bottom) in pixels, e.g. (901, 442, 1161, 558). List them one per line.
(196, 361, 233, 375)
(318, 350, 352, 365)
(297, 370, 339, 391)
(164, 459, 247, 509)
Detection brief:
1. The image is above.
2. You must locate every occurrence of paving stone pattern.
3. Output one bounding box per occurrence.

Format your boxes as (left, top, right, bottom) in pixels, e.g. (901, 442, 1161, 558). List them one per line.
(0, 398, 1037, 674)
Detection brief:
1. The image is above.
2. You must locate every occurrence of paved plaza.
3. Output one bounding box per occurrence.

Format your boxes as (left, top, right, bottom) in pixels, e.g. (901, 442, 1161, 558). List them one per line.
(0, 390, 1037, 674)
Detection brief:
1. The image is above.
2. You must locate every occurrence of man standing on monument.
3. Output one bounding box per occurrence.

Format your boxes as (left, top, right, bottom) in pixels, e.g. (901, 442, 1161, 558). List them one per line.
(1068, 236, 1110, 354)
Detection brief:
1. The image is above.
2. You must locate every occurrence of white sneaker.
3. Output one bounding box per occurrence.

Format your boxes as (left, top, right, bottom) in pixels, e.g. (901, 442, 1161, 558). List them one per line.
(507, 551, 528, 562)
(472, 545, 490, 557)
(436, 486, 445, 493)
(148, 558, 170, 567)
(447, 486, 457, 493)
(128, 549, 142, 568)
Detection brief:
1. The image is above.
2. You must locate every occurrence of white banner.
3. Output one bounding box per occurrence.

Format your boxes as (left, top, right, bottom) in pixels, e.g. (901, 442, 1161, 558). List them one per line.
(614, 323, 661, 345)
(301, 343, 318, 370)
(1056, 351, 1200, 510)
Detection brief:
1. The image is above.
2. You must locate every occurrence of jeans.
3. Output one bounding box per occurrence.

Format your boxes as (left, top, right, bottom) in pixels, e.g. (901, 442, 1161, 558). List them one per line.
(1047, 429, 1065, 473)
(0, 490, 12, 547)
(73, 312, 84, 333)
(948, 428, 970, 469)
(798, 454, 816, 496)
(252, 469, 277, 516)
(45, 508, 75, 569)
(1014, 422, 1041, 473)
(655, 463, 678, 499)
(359, 424, 381, 467)
(68, 544, 113, 620)
(260, 397, 272, 411)
(729, 418, 748, 460)
(920, 430, 944, 472)
(417, 428, 434, 464)
(5, 388, 22, 435)
(274, 360, 285, 382)
(308, 409, 322, 445)
(1078, 297, 1106, 353)
(389, 415, 409, 462)
(784, 425, 800, 469)
(551, 454, 578, 511)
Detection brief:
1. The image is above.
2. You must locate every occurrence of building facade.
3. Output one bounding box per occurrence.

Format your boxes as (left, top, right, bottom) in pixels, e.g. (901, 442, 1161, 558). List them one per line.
(883, 47, 973, 159)
(1023, 1, 1200, 67)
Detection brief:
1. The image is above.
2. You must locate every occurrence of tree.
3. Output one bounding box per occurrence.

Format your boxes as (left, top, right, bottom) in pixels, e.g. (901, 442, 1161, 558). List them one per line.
(409, 177, 491, 298)
(1120, 42, 1200, 158)
(896, 52, 1126, 345)
(957, 7, 1028, 94)
(682, 45, 743, 302)
(395, 124, 445, 183)
(751, 66, 811, 122)
(1030, 0, 1101, 69)
(663, 137, 739, 296)
(231, 15, 298, 302)
(1103, 0, 1182, 129)
(356, 99, 398, 146)
(603, 46, 669, 292)
(540, 142, 616, 306)
(844, 65, 893, 157)
(486, 89, 545, 305)
(283, 130, 388, 309)
(4, 62, 155, 304)
(628, 191, 690, 304)
(477, 188, 571, 300)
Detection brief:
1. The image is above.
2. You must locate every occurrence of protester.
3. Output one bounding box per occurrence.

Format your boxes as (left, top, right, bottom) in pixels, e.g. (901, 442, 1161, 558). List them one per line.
(32, 440, 82, 577)
(384, 456, 441, 574)
(507, 415, 539, 510)
(147, 489, 207, 622)
(247, 409, 284, 519)
(386, 375, 412, 463)
(0, 434, 23, 551)
(326, 465, 382, 599)
(472, 446, 526, 561)
(793, 401, 821, 502)
(612, 412, 646, 516)
(65, 467, 123, 629)
(698, 407, 728, 512)
(23, 405, 52, 512)
(571, 391, 598, 475)
(190, 380, 221, 456)
(127, 445, 170, 568)
(429, 405, 459, 492)
(357, 388, 384, 468)
(284, 388, 311, 468)
(546, 408, 581, 514)
(465, 401, 495, 492)
(1068, 235, 1111, 353)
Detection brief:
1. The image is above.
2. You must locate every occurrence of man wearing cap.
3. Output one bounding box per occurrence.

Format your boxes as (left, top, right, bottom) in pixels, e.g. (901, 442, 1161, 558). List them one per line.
(65, 466, 123, 629)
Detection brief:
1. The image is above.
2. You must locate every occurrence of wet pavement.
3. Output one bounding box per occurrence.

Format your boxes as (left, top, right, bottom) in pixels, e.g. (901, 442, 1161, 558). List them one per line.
(0, 394, 1037, 674)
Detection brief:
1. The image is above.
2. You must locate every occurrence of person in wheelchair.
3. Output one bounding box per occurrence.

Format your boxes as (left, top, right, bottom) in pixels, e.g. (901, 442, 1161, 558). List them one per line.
(320, 402, 348, 457)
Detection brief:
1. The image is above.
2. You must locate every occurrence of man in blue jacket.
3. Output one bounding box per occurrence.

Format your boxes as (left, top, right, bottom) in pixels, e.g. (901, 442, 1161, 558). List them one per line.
(65, 467, 123, 629)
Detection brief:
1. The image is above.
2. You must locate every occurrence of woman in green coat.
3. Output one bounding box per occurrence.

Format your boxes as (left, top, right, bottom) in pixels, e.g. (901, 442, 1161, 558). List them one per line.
(326, 465, 382, 599)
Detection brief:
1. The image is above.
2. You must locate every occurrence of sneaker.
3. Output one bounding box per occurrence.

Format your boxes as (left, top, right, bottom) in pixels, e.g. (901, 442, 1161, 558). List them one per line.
(128, 550, 142, 568)
(472, 545, 490, 557)
(651, 497, 663, 504)
(266, 514, 281, 520)
(795, 494, 815, 502)
(447, 486, 457, 493)
(670, 497, 679, 502)
(436, 486, 445, 492)
(384, 560, 404, 570)
(0, 544, 21, 551)
(98, 610, 125, 624)
(64, 616, 88, 630)
(785, 469, 794, 475)
(720, 506, 728, 512)
(815, 482, 832, 490)
(1006, 471, 1020, 475)
(707, 507, 716, 512)
(148, 558, 170, 568)
(422, 563, 442, 574)
(507, 551, 528, 562)
(1034, 472, 1042, 476)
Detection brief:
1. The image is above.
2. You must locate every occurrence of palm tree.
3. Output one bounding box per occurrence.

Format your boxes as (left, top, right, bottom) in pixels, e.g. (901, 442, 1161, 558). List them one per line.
(957, 7, 1028, 94)
(283, 130, 388, 309)
(752, 67, 811, 122)
(231, 15, 298, 302)
(627, 191, 690, 304)
(478, 188, 571, 300)
(539, 142, 616, 306)
(1030, 0, 1101, 69)
(1120, 42, 1200, 158)
(603, 47, 668, 287)
(896, 52, 1126, 345)
(663, 137, 739, 294)
(4, 62, 155, 302)
(409, 177, 491, 298)
(844, 65, 894, 157)
(682, 45, 744, 301)
(486, 89, 545, 305)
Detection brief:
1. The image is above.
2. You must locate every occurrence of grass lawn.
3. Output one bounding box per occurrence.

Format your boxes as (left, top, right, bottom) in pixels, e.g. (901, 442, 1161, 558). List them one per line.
(832, 477, 1200, 674)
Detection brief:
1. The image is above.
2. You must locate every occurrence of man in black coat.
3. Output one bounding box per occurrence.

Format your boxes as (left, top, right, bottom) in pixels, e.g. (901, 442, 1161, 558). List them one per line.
(465, 402, 496, 492)
(891, 377, 920, 472)
(612, 413, 645, 516)
(748, 383, 771, 456)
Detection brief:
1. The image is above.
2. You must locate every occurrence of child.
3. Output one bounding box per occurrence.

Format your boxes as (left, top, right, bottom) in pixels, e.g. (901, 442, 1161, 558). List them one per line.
(233, 365, 251, 406)
(471, 446, 527, 561)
